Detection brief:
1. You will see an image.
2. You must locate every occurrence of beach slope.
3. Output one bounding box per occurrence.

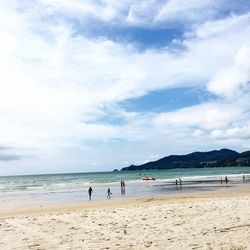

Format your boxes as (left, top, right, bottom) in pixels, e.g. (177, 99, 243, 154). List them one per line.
(0, 190, 249, 249)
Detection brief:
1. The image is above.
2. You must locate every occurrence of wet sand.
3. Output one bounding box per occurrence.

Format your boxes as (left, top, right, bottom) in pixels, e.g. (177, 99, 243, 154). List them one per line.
(0, 188, 250, 249)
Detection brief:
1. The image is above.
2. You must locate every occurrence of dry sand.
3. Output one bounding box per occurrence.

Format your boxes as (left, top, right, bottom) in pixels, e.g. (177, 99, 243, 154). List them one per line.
(0, 190, 249, 250)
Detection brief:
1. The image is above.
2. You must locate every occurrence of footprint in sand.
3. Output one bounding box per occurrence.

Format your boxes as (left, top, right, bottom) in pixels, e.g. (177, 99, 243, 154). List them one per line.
(144, 241, 153, 248)
(69, 226, 80, 230)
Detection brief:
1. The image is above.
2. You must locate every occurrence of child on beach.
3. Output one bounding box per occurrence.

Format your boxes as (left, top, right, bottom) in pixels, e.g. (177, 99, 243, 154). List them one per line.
(121, 180, 126, 195)
(88, 187, 93, 200)
(107, 188, 112, 199)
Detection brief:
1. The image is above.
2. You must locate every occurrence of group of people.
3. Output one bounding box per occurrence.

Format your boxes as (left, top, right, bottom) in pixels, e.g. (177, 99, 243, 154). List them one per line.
(175, 178, 183, 191)
(221, 174, 246, 184)
(87, 174, 247, 200)
(87, 180, 126, 200)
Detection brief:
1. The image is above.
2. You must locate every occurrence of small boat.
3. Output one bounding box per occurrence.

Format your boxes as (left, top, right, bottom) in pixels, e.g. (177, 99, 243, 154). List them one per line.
(142, 177, 156, 181)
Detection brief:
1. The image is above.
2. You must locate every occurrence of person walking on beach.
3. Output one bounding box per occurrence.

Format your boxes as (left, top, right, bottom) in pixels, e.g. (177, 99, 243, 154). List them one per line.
(121, 180, 126, 195)
(107, 188, 112, 199)
(225, 176, 228, 184)
(88, 186, 93, 200)
(243, 174, 245, 183)
(123, 181, 126, 194)
(179, 178, 182, 190)
(175, 179, 179, 191)
(179, 178, 182, 185)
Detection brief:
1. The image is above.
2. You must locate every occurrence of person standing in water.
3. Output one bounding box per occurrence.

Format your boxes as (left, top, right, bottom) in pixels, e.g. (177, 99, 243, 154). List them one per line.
(175, 179, 179, 191)
(243, 174, 245, 183)
(107, 188, 112, 199)
(179, 178, 182, 184)
(225, 176, 228, 184)
(121, 180, 126, 195)
(179, 178, 183, 190)
(88, 187, 93, 200)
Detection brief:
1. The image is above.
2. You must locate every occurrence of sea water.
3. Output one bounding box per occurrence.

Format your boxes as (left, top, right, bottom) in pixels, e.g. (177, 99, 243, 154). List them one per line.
(0, 167, 249, 205)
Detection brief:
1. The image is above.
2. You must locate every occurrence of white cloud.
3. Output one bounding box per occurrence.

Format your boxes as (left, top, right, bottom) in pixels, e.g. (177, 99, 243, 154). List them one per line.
(36, 0, 131, 23)
(154, 102, 242, 130)
(34, 0, 232, 27)
(208, 45, 250, 98)
(192, 129, 204, 138)
(0, 1, 250, 174)
(211, 125, 250, 140)
(156, 0, 221, 24)
(126, 0, 163, 26)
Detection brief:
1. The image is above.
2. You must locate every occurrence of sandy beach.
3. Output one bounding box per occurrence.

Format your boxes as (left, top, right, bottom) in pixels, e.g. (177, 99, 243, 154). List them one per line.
(0, 188, 249, 250)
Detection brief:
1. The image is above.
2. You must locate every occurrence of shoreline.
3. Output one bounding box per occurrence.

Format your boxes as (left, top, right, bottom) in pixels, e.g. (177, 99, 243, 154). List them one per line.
(1, 175, 249, 209)
(1, 186, 249, 249)
(1, 185, 249, 218)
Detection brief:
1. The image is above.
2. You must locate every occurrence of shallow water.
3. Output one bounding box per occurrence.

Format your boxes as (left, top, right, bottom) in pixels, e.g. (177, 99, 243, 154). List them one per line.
(0, 167, 249, 205)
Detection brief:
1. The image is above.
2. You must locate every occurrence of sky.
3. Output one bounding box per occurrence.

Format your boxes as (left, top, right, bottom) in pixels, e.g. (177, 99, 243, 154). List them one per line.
(1, 0, 250, 175)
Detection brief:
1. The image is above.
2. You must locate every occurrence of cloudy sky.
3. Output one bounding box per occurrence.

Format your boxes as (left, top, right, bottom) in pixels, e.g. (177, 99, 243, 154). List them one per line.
(1, 0, 250, 175)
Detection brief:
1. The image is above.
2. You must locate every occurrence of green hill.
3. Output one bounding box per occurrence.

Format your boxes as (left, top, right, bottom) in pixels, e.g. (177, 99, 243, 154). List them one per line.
(120, 149, 250, 171)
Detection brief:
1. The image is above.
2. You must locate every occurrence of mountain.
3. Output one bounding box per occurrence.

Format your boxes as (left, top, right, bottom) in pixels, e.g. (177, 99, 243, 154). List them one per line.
(120, 149, 247, 171)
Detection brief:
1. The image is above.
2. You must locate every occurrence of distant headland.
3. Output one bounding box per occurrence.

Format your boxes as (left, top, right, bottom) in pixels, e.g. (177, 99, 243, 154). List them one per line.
(119, 149, 250, 171)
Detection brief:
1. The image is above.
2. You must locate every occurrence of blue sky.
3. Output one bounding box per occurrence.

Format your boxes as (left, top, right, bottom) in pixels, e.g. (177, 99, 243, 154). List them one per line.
(79, 25, 183, 49)
(1, 0, 250, 175)
(119, 87, 215, 113)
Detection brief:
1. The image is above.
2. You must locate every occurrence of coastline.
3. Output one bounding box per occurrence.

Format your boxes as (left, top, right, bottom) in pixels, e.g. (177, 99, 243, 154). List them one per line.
(1, 167, 249, 208)
(0, 185, 249, 217)
(0, 187, 250, 249)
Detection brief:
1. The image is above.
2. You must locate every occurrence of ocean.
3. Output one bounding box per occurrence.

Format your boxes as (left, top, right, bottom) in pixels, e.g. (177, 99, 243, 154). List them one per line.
(0, 167, 249, 205)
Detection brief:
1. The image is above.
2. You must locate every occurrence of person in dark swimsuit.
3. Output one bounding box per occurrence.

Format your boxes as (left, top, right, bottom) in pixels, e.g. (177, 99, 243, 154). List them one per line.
(225, 176, 228, 184)
(107, 188, 112, 199)
(88, 186, 93, 200)
(175, 179, 179, 191)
